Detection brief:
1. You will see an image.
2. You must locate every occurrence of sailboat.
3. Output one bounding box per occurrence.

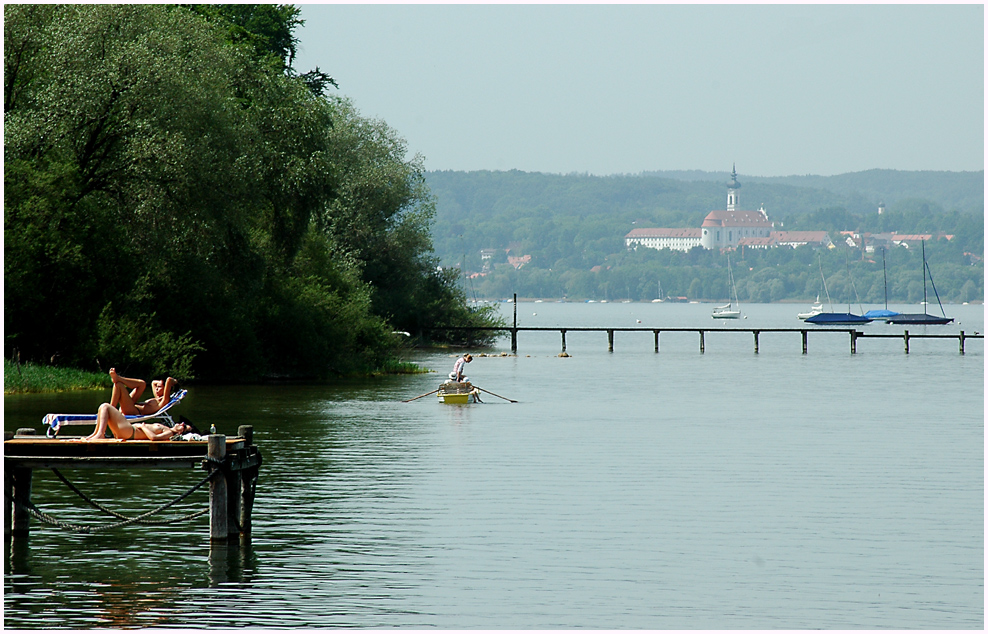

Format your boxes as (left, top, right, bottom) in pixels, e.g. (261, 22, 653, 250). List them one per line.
(887, 240, 953, 325)
(712, 253, 742, 319)
(805, 254, 873, 325)
(797, 294, 824, 320)
(863, 247, 901, 322)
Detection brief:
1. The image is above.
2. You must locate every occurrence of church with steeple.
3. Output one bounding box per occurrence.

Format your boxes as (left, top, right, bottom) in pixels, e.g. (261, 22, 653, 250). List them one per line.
(625, 165, 808, 253)
(698, 164, 773, 249)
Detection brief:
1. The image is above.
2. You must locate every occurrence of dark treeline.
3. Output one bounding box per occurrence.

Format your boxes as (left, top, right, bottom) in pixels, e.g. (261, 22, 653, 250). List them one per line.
(4, 5, 500, 381)
(427, 170, 983, 303)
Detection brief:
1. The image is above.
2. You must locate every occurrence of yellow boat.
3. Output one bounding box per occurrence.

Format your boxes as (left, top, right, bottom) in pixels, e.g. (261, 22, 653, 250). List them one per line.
(437, 381, 479, 404)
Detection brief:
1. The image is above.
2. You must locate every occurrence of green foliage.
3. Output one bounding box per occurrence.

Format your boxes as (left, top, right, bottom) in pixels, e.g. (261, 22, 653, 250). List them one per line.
(4, 4, 498, 381)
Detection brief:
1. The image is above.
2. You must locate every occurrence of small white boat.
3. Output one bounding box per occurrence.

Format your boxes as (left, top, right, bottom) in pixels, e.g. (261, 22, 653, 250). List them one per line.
(797, 301, 824, 320)
(712, 303, 741, 319)
(712, 253, 742, 319)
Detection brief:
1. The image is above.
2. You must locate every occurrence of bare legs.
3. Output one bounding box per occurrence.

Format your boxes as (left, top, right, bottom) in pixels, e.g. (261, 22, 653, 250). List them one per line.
(108, 369, 145, 416)
(81, 403, 134, 441)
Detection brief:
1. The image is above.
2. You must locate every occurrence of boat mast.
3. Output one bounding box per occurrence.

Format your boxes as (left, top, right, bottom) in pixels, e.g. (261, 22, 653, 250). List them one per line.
(921, 239, 928, 309)
(882, 248, 888, 310)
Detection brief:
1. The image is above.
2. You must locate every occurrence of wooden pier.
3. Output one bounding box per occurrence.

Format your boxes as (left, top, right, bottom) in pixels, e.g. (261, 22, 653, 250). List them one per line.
(425, 296, 982, 354)
(4, 426, 261, 541)
(429, 324, 981, 355)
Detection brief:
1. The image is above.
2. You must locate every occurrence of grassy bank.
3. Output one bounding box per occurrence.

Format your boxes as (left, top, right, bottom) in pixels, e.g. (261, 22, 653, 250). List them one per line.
(5, 359, 110, 394)
(4, 358, 428, 394)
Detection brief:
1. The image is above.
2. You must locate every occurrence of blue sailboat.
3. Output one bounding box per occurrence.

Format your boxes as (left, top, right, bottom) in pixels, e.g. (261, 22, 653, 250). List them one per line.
(805, 255, 872, 325)
(886, 240, 953, 325)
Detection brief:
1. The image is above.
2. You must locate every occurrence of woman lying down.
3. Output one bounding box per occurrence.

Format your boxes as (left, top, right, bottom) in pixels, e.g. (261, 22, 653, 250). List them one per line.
(77, 405, 201, 442)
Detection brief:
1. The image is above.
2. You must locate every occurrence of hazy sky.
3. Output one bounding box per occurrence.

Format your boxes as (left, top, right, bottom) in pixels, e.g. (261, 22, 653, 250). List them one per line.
(293, 4, 984, 177)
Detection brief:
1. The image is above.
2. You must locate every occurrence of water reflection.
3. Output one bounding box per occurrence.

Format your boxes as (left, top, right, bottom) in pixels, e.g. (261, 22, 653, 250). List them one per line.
(207, 538, 257, 587)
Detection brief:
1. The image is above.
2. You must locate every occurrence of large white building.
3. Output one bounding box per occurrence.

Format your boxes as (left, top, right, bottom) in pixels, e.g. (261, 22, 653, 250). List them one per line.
(625, 166, 776, 252)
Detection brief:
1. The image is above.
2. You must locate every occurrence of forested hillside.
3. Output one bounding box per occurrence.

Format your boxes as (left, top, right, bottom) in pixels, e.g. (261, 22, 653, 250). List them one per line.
(426, 170, 983, 303)
(4, 5, 500, 381)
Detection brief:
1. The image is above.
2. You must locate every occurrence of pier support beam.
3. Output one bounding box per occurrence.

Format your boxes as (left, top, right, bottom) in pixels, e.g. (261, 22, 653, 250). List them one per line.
(208, 435, 228, 541)
(960, 331, 965, 354)
(560, 330, 567, 353)
(607, 330, 614, 352)
(850, 330, 858, 354)
(699, 330, 705, 354)
(753, 331, 760, 354)
(801, 330, 808, 354)
(237, 425, 255, 535)
(904, 330, 910, 354)
(653, 330, 660, 353)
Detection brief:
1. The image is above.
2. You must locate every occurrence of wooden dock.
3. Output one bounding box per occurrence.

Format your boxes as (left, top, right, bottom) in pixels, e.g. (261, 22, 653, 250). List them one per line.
(424, 297, 982, 354)
(4, 426, 261, 541)
(427, 325, 981, 355)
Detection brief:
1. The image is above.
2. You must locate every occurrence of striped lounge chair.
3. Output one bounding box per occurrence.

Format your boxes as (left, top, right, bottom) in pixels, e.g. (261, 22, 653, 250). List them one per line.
(43, 389, 188, 438)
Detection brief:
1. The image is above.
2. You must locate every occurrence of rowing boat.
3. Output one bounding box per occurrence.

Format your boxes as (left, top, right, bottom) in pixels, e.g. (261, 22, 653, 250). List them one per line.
(437, 381, 480, 404)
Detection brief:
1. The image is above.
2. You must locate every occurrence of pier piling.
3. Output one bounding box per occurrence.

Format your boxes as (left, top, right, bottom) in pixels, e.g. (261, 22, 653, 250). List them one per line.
(607, 330, 614, 352)
(208, 435, 228, 541)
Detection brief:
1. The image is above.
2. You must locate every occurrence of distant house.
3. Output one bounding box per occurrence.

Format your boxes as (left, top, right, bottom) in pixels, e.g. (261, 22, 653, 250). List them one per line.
(507, 254, 532, 270)
(892, 234, 935, 248)
(737, 231, 833, 250)
(772, 231, 833, 249)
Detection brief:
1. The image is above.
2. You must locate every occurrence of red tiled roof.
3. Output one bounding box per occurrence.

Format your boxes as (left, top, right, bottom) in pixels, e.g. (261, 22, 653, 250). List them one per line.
(701, 210, 772, 228)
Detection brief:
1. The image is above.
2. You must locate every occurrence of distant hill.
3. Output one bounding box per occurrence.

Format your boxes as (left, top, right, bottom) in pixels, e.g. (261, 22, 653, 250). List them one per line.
(423, 169, 982, 302)
(641, 169, 983, 215)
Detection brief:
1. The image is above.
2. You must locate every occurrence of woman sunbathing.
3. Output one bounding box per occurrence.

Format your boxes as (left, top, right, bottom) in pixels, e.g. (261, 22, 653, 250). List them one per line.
(80, 408, 195, 442)
(108, 369, 178, 416)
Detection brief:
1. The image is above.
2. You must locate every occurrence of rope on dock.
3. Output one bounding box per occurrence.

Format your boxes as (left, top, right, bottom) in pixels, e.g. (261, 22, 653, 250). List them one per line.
(7, 468, 220, 533)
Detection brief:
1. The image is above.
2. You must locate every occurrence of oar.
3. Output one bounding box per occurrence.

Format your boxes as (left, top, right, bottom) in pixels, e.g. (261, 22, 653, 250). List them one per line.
(475, 386, 517, 403)
(402, 388, 439, 403)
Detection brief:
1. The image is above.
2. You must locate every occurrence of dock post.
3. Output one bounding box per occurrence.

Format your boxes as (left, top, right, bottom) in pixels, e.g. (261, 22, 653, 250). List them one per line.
(560, 329, 567, 353)
(607, 329, 614, 352)
(699, 330, 705, 354)
(753, 331, 760, 354)
(8, 467, 33, 536)
(959, 331, 965, 354)
(801, 330, 808, 354)
(653, 330, 660, 353)
(7, 429, 35, 537)
(237, 425, 254, 535)
(227, 445, 241, 539)
(850, 330, 857, 354)
(511, 293, 518, 354)
(904, 330, 910, 354)
(208, 435, 229, 541)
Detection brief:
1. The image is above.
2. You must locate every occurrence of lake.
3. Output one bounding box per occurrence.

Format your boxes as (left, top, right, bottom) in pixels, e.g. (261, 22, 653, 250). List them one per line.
(4, 302, 984, 628)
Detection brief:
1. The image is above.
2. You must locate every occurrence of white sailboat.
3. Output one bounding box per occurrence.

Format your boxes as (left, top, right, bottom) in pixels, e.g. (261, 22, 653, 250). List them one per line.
(797, 295, 824, 320)
(712, 253, 742, 319)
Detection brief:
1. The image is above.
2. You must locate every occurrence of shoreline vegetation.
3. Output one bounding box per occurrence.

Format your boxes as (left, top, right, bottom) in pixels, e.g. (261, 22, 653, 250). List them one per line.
(4, 357, 432, 395)
(4, 5, 503, 386)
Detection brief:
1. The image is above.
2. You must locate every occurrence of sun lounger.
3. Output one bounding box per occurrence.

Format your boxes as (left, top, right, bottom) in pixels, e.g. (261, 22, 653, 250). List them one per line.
(43, 389, 188, 438)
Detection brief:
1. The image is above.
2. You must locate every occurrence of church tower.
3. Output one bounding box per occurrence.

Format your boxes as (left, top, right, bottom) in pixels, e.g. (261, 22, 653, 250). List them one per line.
(726, 163, 740, 211)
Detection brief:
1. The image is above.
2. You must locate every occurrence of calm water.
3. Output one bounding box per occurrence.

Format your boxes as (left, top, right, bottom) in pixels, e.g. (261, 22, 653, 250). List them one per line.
(4, 303, 984, 628)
